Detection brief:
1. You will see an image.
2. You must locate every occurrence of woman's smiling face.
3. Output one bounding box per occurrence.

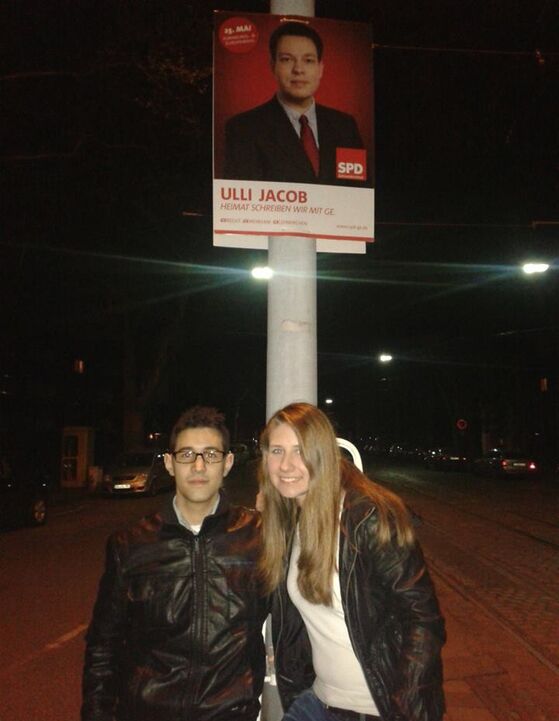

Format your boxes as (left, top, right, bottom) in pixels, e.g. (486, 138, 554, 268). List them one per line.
(266, 422, 310, 506)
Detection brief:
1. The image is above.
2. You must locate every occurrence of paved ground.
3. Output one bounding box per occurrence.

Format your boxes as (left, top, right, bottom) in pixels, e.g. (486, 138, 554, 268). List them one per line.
(371, 463, 559, 721)
(437, 571, 559, 721)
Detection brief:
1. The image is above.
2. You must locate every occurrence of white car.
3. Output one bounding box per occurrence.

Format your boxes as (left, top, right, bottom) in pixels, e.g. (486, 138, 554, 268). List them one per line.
(102, 450, 173, 496)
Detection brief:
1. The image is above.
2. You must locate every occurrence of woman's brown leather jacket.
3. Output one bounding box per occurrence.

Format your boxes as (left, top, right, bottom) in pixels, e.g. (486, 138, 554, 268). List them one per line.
(271, 485, 446, 721)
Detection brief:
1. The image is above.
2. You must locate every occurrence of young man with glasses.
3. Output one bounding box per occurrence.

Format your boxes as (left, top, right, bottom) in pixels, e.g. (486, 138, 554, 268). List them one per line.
(82, 406, 267, 721)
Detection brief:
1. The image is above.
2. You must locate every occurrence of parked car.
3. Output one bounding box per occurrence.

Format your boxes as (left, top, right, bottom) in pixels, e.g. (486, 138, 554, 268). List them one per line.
(102, 450, 174, 496)
(0, 455, 50, 527)
(473, 449, 539, 478)
(426, 447, 471, 472)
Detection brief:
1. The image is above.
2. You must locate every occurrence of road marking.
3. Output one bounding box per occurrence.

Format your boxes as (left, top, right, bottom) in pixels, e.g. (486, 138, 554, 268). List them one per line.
(45, 623, 89, 649)
(0, 623, 89, 679)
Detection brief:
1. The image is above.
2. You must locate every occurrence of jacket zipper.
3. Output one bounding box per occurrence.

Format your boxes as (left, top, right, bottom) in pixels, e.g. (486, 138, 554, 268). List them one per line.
(342, 507, 384, 705)
(191, 535, 205, 701)
(343, 506, 373, 612)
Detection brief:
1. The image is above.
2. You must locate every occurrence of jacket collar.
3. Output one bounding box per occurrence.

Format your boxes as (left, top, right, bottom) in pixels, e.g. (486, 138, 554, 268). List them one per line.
(157, 491, 231, 534)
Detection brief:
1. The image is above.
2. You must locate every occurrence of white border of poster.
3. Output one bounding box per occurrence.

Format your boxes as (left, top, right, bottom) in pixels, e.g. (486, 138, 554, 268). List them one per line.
(213, 11, 374, 254)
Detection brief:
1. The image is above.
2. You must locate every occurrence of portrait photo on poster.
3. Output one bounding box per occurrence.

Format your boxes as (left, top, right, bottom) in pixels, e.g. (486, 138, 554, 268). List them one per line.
(213, 11, 374, 189)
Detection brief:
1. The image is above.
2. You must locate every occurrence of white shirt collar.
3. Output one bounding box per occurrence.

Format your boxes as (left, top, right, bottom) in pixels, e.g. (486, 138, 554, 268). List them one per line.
(173, 494, 220, 534)
(276, 95, 319, 143)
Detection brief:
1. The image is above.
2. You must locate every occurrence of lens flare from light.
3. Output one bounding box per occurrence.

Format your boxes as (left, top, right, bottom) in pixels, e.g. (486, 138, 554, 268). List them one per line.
(252, 266, 274, 280)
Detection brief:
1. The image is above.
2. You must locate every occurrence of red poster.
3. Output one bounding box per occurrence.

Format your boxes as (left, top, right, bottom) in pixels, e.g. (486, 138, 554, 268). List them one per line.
(213, 11, 374, 252)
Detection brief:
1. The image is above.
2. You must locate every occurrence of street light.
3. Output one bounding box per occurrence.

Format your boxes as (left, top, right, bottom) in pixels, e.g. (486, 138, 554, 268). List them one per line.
(324, 398, 334, 405)
(378, 353, 393, 363)
(522, 262, 549, 275)
(251, 266, 274, 280)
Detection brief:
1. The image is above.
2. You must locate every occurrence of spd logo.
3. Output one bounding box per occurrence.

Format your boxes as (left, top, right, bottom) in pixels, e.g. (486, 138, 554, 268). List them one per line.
(336, 148, 367, 181)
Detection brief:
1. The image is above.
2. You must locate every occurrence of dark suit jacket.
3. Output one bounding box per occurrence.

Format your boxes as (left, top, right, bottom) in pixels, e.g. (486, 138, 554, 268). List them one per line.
(223, 96, 369, 186)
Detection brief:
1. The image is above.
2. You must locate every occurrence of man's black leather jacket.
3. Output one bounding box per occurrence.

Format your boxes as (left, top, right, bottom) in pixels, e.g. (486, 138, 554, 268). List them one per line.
(82, 493, 267, 721)
(271, 487, 446, 721)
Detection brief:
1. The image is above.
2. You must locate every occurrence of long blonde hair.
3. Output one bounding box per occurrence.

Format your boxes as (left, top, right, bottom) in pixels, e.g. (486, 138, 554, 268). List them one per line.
(258, 403, 415, 605)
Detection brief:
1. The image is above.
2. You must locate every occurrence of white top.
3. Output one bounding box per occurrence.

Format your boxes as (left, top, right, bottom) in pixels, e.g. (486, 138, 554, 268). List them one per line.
(287, 526, 380, 715)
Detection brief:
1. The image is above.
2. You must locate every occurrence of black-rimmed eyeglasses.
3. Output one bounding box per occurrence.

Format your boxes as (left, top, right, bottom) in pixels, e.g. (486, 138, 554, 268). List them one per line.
(170, 449, 227, 464)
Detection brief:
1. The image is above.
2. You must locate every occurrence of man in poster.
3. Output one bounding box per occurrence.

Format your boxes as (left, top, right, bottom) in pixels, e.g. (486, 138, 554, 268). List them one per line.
(223, 21, 368, 186)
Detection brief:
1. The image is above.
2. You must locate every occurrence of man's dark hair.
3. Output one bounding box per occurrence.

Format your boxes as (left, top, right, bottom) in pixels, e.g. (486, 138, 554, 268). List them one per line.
(269, 21, 323, 61)
(169, 406, 230, 452)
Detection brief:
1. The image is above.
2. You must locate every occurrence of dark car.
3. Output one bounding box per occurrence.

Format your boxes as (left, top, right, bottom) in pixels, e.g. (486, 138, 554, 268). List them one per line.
(102, 450, 174, 496)
(0, 455, 49, 527)
(230, 443, 251, 465)
(473, 449, 539, 478)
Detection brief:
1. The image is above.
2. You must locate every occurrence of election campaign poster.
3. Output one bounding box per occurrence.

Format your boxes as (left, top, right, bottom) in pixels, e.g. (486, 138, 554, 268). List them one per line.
(213, 11, 374, 253)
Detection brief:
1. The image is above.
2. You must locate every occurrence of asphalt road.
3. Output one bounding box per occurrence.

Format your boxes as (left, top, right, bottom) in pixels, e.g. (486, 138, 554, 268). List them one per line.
(0, 460, 556, 720)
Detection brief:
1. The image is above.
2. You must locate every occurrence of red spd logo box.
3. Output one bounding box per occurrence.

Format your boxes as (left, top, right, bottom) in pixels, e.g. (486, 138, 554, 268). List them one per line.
(336, 148, 367, 181)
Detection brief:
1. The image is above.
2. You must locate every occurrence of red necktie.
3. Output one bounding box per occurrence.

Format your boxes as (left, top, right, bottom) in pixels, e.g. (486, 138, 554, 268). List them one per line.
(299, 115, 319, 177)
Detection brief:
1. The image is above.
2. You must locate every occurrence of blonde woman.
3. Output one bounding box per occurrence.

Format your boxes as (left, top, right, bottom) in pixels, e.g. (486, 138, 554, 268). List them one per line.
(259, 403, 445, 721)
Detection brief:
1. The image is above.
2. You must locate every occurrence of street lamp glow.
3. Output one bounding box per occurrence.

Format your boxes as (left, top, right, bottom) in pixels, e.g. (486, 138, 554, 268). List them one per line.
(378, 354, 393, 363)
(522, 262, 549, 275)
(325, 398, 334, 405)
(251, 266, 274, 280)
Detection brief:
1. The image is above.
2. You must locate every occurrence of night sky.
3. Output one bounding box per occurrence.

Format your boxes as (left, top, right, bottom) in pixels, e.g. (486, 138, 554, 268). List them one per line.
(2, 1, 558, 460)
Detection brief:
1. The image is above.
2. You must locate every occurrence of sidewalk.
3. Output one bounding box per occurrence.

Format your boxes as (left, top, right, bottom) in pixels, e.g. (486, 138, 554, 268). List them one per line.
(438, 575, 558, 721)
